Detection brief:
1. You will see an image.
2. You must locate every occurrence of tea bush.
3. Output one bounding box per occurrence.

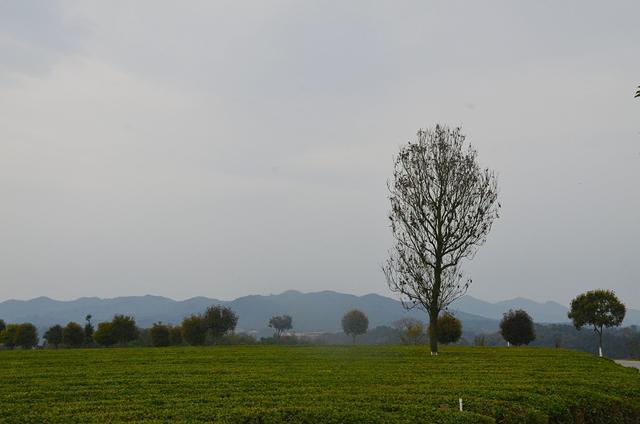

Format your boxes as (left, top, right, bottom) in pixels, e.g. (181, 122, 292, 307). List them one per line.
(0, 346, 637, 423)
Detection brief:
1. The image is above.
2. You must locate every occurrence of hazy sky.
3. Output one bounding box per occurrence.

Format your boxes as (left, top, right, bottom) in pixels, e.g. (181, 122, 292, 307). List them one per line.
(1, 1, 639, 308)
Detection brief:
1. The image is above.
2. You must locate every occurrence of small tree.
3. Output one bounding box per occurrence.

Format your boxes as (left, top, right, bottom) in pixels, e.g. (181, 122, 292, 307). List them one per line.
(3, 324, 19, 349)
(202, 305, 239, 339)
(568, 289, 625, 357)
(63, 322, 85, 347)
(434, 312, 462, 345)
(44, 325, 64, 348)
(110, 315, 139, 345)
(169, 326, 183, 345)
(554, 336, 562, 349)
(84, 315, 94, 346)
(395, 318, 424, 345)
(0, 319, 5, 333)
(341, 309, 369, 344)
(150, 323, 171, 347)
(181, 315, 207, 346)
(15, 323, 38, 349)
(384, 125, 500, 355)
(406, 323, 424, 344)
(93, 322, 117, 347)
(268, 315, 293, 337)
(500, 309, 535, 346)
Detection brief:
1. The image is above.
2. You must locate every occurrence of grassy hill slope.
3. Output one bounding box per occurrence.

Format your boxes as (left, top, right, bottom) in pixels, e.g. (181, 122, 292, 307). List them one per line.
(1, 346, 638, 423)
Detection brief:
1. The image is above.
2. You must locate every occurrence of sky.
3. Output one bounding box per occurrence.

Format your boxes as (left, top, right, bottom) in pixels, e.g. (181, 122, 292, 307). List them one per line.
(1, 1, 639, 308)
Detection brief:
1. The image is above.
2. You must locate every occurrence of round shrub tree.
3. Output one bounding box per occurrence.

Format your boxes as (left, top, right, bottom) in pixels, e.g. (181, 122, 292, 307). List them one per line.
(568, 289, 625, 357)
(181, 315, 207, 346)
(435, 312, 462, 345)
(500, 309, 535, 346)
(202, 305, 239, 339)
(15, 323, 38, 349)
(169, 326, 183, 345)
(2, 324, 19, 349)
(44, 325, 63, 348)
(268, 315, 293, 337)
(341, 309, 369, 344)
(150, 323, 171, 347)
(63, 322, 85, 347)
(396, 319, 424, 345)
(110, 315, 139, 345)
(93, 322, 117, 347)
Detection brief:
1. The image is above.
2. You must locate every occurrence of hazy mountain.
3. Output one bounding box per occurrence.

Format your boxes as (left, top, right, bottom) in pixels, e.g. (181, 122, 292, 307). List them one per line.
(225, 290, 497, 335)
(0, 295, 218, 330)
(452, 296, 640, 327)
(451, 296, 571, 323)
(1, 291, 638, 336)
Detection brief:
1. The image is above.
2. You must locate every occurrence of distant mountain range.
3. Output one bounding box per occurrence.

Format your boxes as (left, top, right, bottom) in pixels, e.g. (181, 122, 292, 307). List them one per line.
(451, 296, 571, 323)
(1, 291, 638, 336)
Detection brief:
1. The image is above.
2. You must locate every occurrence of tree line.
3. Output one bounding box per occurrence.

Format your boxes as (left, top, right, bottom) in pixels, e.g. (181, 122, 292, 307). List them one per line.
(0, 289, 626, 358)
(0, 307, 375, 349)
(0, 306, 239, 349)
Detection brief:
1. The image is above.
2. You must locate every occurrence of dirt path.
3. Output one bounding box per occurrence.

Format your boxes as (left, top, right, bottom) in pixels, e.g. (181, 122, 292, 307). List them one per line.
(615, 360, 640, 370)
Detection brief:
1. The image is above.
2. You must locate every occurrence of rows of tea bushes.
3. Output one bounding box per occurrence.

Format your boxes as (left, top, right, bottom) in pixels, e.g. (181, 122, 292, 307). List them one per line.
(0, 345, 638, 423)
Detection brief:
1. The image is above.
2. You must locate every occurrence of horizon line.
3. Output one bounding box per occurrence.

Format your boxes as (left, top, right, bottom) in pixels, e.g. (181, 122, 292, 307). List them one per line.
(0, 290, 570, 308)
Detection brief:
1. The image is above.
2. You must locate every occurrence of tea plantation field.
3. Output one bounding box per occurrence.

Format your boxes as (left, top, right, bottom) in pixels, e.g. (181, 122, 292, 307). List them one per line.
(1, 346, 638, 423)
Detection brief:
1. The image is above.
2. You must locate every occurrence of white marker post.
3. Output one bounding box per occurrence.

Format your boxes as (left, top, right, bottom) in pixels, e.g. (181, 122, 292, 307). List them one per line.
(599, 347, 603, 357)
(459, 398, 463, 412)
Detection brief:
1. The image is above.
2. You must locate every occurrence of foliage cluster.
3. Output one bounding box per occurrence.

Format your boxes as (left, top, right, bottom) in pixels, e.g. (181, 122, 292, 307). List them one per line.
(341, 309, 369, 343)
(569, 289, 625, 356)
(92, 315, 139, 346)
(268, 315, 293, 337)
(180, 305, 239, 346)
(0, 323, 38, 349)
(434, 312, 462, 345)
(149, 323, 174, 347)
(500, 309, 536, 346)
(395, 318, 426, 345)
(0, 321, 38, 349)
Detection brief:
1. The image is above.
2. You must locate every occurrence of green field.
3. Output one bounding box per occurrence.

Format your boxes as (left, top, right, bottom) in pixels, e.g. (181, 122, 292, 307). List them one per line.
(1, 346, 638, 423)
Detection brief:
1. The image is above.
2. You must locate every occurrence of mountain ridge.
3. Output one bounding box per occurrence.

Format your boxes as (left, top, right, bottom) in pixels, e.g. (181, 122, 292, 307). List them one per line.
(1, 291, 638, 335)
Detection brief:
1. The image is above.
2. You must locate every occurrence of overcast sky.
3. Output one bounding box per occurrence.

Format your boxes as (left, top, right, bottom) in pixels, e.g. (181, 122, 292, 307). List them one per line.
(1, 1, 639, 308)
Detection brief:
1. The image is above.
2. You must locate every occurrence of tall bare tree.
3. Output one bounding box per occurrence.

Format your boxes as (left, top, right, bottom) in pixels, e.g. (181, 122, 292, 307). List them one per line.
(384, 125, 499, 355)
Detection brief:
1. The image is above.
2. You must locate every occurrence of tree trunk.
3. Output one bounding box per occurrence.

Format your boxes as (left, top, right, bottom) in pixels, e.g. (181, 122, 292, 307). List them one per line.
(429, 309, 439, 355)
(598, 327, 603, 357)
(429, 259, 442, 355)
(352, 335, 356, 345)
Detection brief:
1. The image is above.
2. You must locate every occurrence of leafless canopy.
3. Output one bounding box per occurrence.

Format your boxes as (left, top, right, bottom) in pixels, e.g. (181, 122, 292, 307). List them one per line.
(384, 125, 499, 327)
